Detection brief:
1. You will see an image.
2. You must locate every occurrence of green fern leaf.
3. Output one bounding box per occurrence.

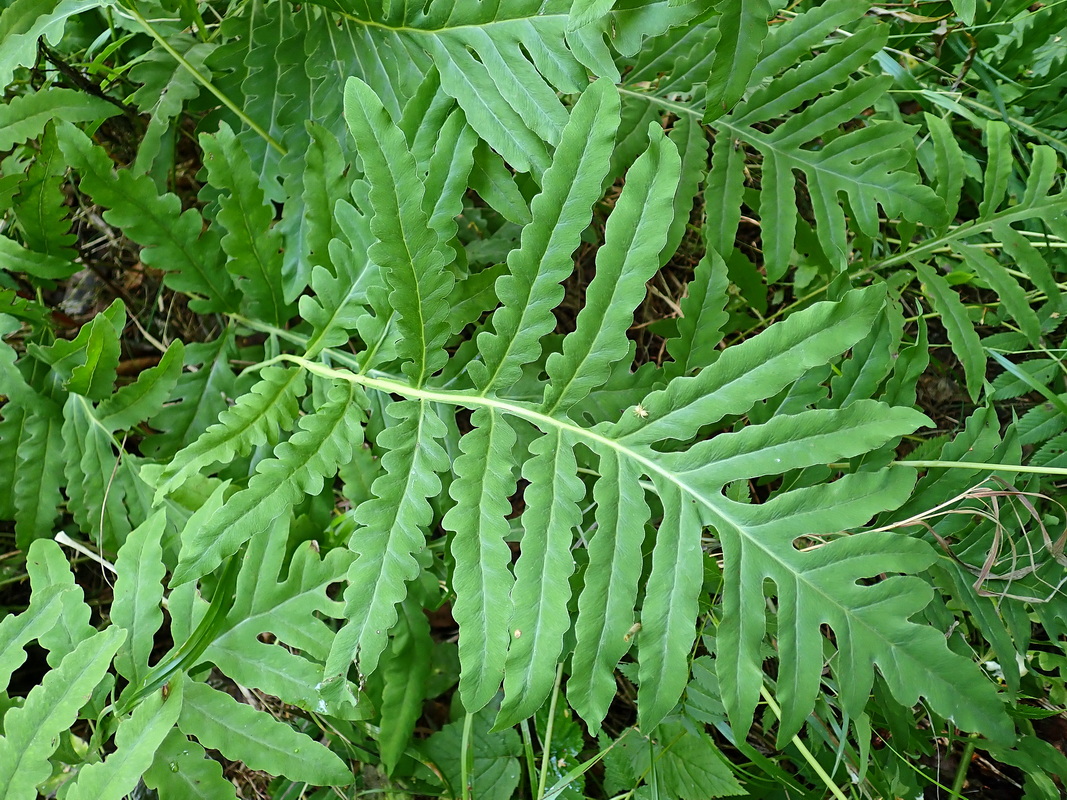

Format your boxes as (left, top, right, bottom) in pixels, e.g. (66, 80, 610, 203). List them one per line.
(172, 380, 364, 585)
(568, 451, 650, 730)
(0, 0, 115, 88)
(141, 334, 237, 460)
(12, 399, 63, 546)
(700, 18, 943, 275)
(924, 112, 966, 225)
(471, 78, 619, 394)
(469, 138, 532, 225)
(129, 39, 213, 177)
(28, 300, 123, 401)
(62, 393, 138, 545)
(442, 409, 519, 711)
(198, 513, 355, 712)
(143, 730, 237, 800)
(423, 109, 478, 240)
(0, 402, 31, 521)
(665, 248, 730, 375)
(497, 429, 585, 726)
(56, 123, 239, 314)
(0, 627, 124, 800)
(993, 222, 1062, 313)
(714, 468, 1009, 743)
(300, 1, 695, 175)
(343, 77, 454, 385)
(327, 399, 449, 680)
(201, 123, 292, 325)
(0, 88, 119, 151)
(154, 365, 307, 497)
(64, 683, 182, 800)
(95, 341, 184, 433)
(377, 597, 434, 774)
(111, 512, 167, 686)
(10, 124, 77, 261)
(24, 540, 96, 666)
(634, 477, 706, 730)
(827, 302, 906, 410)
(611, 286, 885, 445)
(661, 113, 708, 265)
(0, 237, 78, 281)
(954, 243, 1042, 345)
(543, 124, 680, 416)
(0, 583, 71, 690)
(229, 0, 306, 202)
(703, 0, 771, 121)
(913, 261, 985, 400)
(177, 680, 351, 785)
(979, 120, 1013, 219)
(297, 124, 360, 354)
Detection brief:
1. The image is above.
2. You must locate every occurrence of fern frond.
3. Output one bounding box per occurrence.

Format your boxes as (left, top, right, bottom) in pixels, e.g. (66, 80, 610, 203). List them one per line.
(703, 0, 771, 121)
(56, 123, 239, 314)
(177, 680, 351, 785)
(0, 627, 124, 799)
(471, 78, 620, 394)
(290, 278, 984, 737)
(129, 38, 213, 177)
(543, 124, 680, 416)
(568, 450, 649, 730)
(663, 10, 945, 277)
(0, 583, 71, 690)
(64, 682, 182, 800)
(10, 124, 77, 261)
(377, 597, 434, 774)
(0, 88, 119, 151)
(171, 380, 364, 585)
(62, 394, 138, 546)
(0, 0, 116, 88)
(154, 365, 307, 497)
(95, 341, 184, 433)
(231, 0, 305, 201)
(327, 399, 449, 681)
(497, 429, 585, 726)
(142, 335, 237, 459)
(197, 513, 355, 712)
(635, 476, 704, 731)
(665, 248, 730, 375)
(201, 123, 292, 326)
(611, 286, 885, 445)
(301, 1, 697, 175)
(12, 400, 63, 547)
(441, 408, 519, 712)
(343, 78, 455, 386)
(143, 730, 237, 800)
(111, 512, 167, 686)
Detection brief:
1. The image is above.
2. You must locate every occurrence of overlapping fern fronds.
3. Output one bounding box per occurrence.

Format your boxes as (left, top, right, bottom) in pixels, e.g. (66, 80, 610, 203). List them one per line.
(3, 0, 1060, 796)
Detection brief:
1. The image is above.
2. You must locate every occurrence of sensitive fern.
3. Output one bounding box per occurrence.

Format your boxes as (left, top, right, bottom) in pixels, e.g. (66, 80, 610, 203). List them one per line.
(3, 1, 1065, 797)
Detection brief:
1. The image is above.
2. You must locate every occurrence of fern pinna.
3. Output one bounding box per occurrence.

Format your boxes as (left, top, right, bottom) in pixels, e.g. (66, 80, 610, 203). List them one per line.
(5, 0, 1062, 796)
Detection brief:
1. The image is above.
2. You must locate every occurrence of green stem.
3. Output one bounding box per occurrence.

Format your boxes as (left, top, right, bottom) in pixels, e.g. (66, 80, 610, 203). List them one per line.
(521, 718, 539, 800)
(895, 459, 1067, 477)
(181, 0, 209, 41)
(124, 4, 286, 155)
(537, 664, 565, 800)
(949, 735, 978, 799)
(759, 686, 850, 800)
(460, 712, 474, 800)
